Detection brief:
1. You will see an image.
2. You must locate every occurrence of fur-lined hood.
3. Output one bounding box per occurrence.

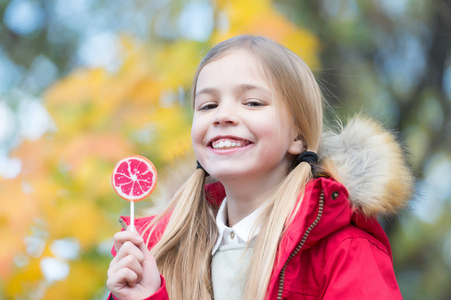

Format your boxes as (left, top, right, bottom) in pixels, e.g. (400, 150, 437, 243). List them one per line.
(319, 116, 414, 217)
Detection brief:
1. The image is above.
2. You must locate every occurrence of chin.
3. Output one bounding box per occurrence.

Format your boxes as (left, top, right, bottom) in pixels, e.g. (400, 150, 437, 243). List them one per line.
(209, 168, 254, 182)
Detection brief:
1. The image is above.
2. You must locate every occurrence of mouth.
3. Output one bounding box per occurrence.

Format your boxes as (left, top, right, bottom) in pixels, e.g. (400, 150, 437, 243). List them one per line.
(209, 137, 252, 150)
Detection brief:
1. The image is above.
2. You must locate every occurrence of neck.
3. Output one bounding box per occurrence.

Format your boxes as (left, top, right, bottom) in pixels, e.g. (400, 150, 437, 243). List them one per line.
(221, 172, 286, 227)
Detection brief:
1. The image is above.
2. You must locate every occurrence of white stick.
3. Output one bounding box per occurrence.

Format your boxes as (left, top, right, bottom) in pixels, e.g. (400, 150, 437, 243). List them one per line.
(130, 200, 136, 232)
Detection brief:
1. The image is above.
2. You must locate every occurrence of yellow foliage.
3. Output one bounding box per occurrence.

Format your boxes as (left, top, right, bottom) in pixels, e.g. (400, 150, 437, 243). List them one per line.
(11, 139, 54, 178)
(162, 132, 193, 163)
(144, 106, 193, 161)
(72, 157, 117, 201)
(61, 132, 133, 171)
(110, 39, 162, 107)
(45, 68, 109, 107)
(214, 0, 273, 30)
(0, 178, 37, 280)
(2, 1, 320, 298)
(125, 77, 163, 106)
(43, 260, 106, 300)
(153, 41, 203, 89)
(5, 257, 43, 297)
(44, 70, 115, 137)
(212, 0, 320, 68)
(45, 201, 108, 250)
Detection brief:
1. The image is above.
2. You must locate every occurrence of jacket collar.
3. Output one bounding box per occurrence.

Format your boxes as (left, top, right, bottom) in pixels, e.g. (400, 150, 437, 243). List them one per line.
(206, 177, 354, 253)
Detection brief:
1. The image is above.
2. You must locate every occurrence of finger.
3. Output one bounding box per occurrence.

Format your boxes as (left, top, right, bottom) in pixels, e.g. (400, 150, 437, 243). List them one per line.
(112, 241, 146, 265)
(109, 267, 139, 289)
(113, 231, 144, 254)
(108, 254, 144, 282)
(109, 254, 144, 275)
(114, 230, 144, 248)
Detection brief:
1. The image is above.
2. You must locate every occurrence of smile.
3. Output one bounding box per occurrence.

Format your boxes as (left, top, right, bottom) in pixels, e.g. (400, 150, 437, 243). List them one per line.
(211, 138, 251, 150)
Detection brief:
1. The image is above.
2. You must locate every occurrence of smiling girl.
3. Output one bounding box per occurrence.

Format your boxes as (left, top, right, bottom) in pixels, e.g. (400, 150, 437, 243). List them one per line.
(107, 35, 413, 300)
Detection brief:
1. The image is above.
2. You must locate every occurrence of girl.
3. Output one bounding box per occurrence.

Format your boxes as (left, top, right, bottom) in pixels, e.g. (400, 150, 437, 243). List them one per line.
(107, 35, 413, 300)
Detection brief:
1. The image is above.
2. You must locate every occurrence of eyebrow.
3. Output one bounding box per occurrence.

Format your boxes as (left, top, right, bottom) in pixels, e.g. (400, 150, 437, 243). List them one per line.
(238, 84, 271, 96)
(195, 84, 271, 97)
(195, 87, 219, 97)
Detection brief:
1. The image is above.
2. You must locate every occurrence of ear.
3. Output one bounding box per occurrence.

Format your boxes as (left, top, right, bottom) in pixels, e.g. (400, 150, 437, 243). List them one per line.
(288, 135, 304, 155)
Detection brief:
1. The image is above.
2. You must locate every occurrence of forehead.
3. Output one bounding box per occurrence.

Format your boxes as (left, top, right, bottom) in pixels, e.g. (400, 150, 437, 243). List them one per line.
(196, 49, 273, 91)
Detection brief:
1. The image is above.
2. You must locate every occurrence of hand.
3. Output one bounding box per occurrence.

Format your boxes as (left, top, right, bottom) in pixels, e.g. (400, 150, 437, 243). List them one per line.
(107, 227, 161, 300)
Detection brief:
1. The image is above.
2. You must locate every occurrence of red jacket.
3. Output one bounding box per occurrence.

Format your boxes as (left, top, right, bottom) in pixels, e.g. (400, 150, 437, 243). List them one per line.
(111, 177, 402, 300)
(110, 117, 412, 299)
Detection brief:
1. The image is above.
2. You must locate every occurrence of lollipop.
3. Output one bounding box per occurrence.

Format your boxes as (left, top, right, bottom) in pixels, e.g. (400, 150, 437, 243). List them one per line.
(111, 155, 158, 232)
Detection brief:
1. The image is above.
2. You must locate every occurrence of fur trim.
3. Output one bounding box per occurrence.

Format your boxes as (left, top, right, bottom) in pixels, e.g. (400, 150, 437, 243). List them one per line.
(319, 116, 414, 216)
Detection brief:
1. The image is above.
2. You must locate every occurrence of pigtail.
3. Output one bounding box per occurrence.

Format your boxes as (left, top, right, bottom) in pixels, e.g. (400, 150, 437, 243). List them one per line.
(147, 167, 217, 300)
(242, 159, 312, 300)
(235, 36, 323, 300)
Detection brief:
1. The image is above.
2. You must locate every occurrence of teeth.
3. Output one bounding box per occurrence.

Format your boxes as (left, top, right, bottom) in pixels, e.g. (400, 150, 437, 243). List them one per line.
(212, 139, 246, 149)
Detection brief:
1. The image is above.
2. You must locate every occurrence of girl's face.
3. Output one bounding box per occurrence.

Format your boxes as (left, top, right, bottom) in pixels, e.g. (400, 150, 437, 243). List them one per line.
(191, 49, 303, 185)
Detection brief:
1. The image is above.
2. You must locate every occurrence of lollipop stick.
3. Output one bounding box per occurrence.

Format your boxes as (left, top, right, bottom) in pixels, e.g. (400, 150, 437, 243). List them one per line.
(130, 200, 136, 232)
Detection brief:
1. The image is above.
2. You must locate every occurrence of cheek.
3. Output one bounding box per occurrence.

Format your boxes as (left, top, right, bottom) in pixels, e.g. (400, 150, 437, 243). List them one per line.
(256, 116, 285, 141)
(258, 116, 297, 152)
(191, 117, 206, 149)
(191, 122, 200, 145)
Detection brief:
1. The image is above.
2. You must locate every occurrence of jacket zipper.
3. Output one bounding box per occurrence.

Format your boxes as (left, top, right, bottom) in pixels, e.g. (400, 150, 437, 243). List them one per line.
(118, 217, 128, 230)
(277, 190, 325, 300)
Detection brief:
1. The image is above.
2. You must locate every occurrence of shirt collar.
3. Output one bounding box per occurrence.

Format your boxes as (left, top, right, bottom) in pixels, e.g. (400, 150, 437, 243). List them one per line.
(212, 197, 262, 255)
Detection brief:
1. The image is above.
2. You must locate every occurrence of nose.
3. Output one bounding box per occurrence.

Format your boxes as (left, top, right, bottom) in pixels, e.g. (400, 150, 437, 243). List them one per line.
(212, 102, 238, 126)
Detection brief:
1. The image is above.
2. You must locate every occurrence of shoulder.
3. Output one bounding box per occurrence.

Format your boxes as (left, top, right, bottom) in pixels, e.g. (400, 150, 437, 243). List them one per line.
(318, 225, 401, 298)
(311, 225, 402, 299)
(320, 224, 391, 258)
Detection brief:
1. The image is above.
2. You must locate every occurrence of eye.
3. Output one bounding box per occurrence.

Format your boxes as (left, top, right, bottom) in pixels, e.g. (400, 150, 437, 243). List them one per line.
(198, 102, 218, 111)
(244, 99, 265, 107)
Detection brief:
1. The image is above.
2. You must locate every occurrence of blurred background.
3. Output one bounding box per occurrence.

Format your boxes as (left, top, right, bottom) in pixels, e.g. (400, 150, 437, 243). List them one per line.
(0, 0, 450, 299)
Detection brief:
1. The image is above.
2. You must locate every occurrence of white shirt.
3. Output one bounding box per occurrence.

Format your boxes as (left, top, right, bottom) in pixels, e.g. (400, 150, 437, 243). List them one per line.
(211, 197, 262, 255)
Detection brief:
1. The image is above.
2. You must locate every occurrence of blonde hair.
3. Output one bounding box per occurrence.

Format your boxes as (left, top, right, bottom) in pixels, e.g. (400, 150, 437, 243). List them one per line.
(146, 35, 325, 300)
